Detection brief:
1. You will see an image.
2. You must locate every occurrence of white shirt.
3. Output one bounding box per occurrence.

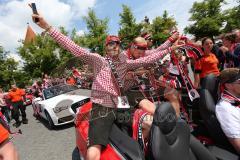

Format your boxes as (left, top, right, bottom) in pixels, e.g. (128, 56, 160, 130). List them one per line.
(216, 99, 240, 138)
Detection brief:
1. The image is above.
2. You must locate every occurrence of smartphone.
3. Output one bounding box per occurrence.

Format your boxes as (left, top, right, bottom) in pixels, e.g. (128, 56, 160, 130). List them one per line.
(31, 3, 39, 22)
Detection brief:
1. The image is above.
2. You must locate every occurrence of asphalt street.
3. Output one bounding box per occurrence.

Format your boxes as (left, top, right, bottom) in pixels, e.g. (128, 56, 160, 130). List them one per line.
(11, 89, 91, 160)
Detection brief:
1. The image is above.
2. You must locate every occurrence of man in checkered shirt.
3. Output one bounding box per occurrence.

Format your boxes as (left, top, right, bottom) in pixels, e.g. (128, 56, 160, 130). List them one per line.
(32, 13, 181, 160)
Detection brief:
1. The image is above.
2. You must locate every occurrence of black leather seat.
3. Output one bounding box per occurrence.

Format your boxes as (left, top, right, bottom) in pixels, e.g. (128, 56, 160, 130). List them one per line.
(199, 75, 239, 157)
(148, 102, 216, 160)
(109, 124, 145, 160)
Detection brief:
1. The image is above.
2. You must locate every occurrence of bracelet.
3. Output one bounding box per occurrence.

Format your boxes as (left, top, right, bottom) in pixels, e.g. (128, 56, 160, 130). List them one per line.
(45, 26, 52, 32)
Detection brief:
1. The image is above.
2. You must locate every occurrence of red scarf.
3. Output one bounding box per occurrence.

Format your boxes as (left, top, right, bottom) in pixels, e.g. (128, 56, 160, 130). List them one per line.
(221, 90, 240, 108)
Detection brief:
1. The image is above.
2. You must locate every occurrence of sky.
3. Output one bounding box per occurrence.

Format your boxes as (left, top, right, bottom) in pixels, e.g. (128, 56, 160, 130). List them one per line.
(0, 0, 238, 61)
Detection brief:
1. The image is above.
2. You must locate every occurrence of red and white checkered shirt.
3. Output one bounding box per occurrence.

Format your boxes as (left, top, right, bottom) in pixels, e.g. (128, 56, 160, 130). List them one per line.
(49, 28, 172, 108)
(124, 40, 173, 90)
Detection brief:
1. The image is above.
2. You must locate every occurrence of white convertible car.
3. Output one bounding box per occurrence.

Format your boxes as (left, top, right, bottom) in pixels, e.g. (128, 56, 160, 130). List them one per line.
(32, 84, 90, 129)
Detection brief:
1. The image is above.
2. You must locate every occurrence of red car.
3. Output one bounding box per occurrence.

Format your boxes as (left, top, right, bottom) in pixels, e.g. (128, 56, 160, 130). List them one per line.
(72, 101, 218, 160)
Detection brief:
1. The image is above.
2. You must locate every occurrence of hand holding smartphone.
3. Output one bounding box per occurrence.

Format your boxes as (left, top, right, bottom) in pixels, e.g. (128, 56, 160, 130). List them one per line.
(31, 3, 39, 23)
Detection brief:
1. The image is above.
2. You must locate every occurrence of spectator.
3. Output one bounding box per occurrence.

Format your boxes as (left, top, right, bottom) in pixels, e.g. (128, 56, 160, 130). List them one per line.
(66, 76, 76, 86)
(42, 74, 52, 89)
(220, 33, 240, 68)
(0, 88, 10, 123)
(72, 67, 82, 86)
(141, 32, 153, 49)
(216, 68, 240, 154)
(233, 29, 240, 43)
(8, 85, 28, 127)
(194, 37, 220, 88)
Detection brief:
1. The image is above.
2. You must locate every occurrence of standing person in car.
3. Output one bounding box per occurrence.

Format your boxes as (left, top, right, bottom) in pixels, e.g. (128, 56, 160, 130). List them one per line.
(7, 85, 28, 127)
(216, 68, 240, 154)
(31, 11, 181, 160)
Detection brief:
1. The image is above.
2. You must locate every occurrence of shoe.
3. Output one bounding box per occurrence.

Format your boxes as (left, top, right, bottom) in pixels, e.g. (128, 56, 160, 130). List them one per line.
(13, 121, 21, 128)
(22, 119, 28, 124)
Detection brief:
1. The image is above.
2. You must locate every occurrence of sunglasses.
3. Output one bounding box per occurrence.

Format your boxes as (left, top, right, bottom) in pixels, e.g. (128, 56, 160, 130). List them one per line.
(133, 45, 147, 51)
(107, 41, 120, 46)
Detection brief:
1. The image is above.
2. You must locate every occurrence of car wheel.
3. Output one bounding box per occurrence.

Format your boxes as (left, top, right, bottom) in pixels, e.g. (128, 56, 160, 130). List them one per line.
(45, 111, 55, 130)
(72, 147, 83, 160)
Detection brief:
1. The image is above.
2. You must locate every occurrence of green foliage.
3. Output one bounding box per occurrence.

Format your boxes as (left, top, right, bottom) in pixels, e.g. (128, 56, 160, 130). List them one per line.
(184, 0, 226, 39)
(83, 9, 108, 55)
(17, 27, 75, 79)
(150, 10, 177, 46)
(222, 5, 240, 32)
(0, 46, 22, 90)
(118, 5, 143, 49)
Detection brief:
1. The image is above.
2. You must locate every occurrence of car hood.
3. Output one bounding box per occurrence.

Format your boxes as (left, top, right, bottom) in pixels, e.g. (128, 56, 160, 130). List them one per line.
(38, 92, 89, 109)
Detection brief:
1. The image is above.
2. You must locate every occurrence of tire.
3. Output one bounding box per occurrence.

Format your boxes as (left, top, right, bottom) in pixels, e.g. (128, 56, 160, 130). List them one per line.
(45, 111, 55, 130)
(72, 147, 82, 160)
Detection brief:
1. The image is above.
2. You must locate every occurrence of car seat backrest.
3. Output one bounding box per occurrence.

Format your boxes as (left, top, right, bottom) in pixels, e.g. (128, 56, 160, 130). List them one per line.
(149, 102, 217, 160)
(149, 102, 191, 160)
(109, 124, 145, 160)
(199, 75, 237, 153)
(200, 74, 219, 104)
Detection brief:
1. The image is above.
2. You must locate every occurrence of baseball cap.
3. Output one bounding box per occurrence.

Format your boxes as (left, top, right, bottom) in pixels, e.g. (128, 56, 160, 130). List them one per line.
(105, 35, 120, 45)
(219, 68, 240, 84)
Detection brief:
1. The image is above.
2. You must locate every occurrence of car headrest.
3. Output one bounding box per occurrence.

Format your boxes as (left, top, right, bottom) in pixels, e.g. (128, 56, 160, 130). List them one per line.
(153, 102, 177, 135)
(199, 89, 216, 114)
(201, 74, 219, 97)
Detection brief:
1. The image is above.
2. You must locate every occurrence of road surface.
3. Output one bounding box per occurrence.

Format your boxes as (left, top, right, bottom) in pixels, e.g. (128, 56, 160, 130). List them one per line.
(11, 89, 91, 160)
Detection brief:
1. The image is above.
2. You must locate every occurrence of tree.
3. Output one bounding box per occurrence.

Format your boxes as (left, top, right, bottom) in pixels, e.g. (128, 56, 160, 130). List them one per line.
(222, 4, 240, 32)
(118, 5, 143, 49)
(83, 9, 109, 56)
(0, 46, 21, 90)
(18, 27, 74, 78)
(184, 0, 226, 39)
(150, 10, 177, 46)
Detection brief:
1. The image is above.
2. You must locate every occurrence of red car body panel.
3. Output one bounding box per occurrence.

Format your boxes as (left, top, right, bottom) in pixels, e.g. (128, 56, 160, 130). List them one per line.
(75, 101, 121, 160)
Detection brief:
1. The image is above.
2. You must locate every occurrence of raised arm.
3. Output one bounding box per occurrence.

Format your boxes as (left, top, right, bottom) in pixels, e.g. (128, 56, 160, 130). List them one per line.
(145, 32, 180, 56)
(126, 43, 182, 70)
(31, 14, 103, 65)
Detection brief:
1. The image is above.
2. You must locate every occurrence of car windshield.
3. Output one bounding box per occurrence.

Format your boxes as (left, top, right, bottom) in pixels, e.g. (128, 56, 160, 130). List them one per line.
(43, 85, 78, 100)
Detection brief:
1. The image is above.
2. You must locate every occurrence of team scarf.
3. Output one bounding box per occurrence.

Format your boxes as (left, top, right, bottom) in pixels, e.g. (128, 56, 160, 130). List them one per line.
(147, 68, 161, 103)
(221, 90, 240, 108)
(172, 53, 200, 101)
(178, 42, 204, 60)
(126, 50, 161, 102)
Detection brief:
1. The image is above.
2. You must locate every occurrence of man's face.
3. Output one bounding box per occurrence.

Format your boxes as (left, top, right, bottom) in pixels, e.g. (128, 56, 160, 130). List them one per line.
(146, 38, 153, 48)
(106, 41, 120, 57)
(11, 85, 17, 91)
(130, 45, 146, 59)
(226, 79, 240, 97)
(235, 31, 240, 43)
(222, 38, 232, 47)
(231, 80, 240, 96)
